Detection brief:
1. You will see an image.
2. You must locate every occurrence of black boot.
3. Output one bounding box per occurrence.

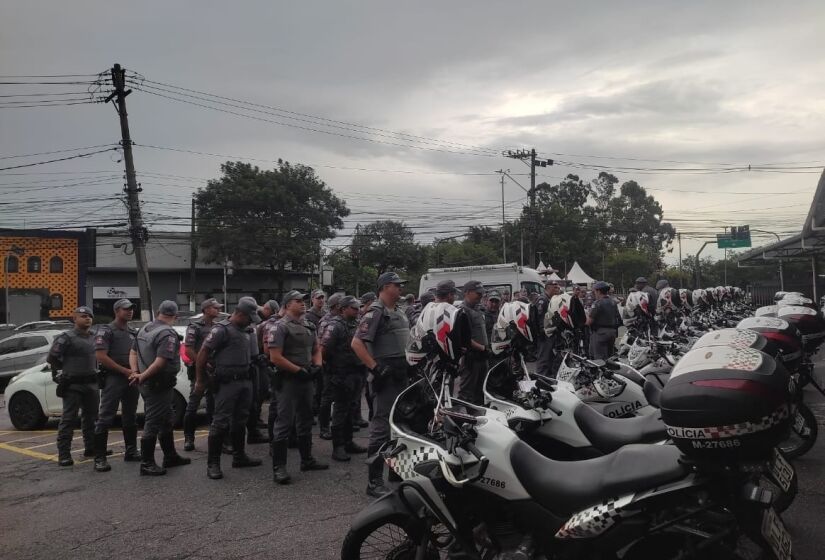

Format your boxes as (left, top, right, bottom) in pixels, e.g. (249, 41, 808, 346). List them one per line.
(331, 426, 350, 462)
(232, 429, 262, 468)
(93, 431, 111, 472)
(222, 441, 235, 455)
(247, 427, 270, 445)
(271, 440, 291, 485)
(207, 434, 224, 480)
(343, 418, 366, 454)
(159, 431, 191, 468)
(299, 436, 329, 471)
(366, 451, 390, 498)
(122, 426, 141, 462)
(183, 413, 197, 452)
(139, 436, 166, 476)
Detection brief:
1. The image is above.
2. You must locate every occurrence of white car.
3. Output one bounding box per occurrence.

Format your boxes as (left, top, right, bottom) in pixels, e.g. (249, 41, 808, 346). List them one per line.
(0, 330, 65, 391)
(3, 326, 200, 430)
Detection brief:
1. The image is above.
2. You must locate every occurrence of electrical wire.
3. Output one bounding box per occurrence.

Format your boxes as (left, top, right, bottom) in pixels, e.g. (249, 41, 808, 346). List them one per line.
(0, 147, 118, 172)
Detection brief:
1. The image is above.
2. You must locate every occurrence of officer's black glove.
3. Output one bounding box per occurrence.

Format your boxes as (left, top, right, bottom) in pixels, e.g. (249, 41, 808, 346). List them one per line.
(51, 368, 65, 384)
(367, 364, 391, 388)
(307, 364, 323, 379)
(253, 353, 270, 368)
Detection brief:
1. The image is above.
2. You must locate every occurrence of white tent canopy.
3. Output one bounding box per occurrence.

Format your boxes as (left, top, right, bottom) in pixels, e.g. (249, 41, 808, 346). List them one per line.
(536, 260, 557, 275)
(548, 272, 562, 281)
(566, 261, 596, 286)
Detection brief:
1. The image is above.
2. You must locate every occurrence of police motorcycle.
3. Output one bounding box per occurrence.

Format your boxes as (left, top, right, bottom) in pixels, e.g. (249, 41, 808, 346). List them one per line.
(539, 296, 655, 418)
(342, 302, 797, 560)
(481, 301, 667, 460)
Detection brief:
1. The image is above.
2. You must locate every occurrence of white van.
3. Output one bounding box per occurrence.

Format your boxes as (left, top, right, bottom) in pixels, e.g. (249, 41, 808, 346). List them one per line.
(418, 263, 545, 300)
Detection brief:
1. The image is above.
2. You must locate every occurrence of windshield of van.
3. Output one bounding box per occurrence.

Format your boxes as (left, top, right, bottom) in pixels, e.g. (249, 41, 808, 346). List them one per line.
(521, 281, 543, 297)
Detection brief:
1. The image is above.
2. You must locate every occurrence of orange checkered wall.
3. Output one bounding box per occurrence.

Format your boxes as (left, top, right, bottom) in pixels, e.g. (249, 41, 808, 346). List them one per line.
(0, 237, 79, 318)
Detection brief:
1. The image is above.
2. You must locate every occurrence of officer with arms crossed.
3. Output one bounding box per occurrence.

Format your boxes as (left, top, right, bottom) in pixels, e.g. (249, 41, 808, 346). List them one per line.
(458, 280, 489, 405)
(182, 298, 223, 452)
(48, 306, 100, 467)
(321, 295, 368, 462)
(92, 299, 139, 472)
(351, 271, 410, 498)
(586, 281, 621, 360)
(195, 297, 263, 480)
(268, 290, 328, 485)
(130, 300, 191, 476)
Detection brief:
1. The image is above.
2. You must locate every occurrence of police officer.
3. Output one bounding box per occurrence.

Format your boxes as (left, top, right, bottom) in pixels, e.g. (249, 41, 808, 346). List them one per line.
(351, 271, 410, 498)
(483, 290, 502, 340)
(182, 298, 223, 452)
(92, 299, 139, 472)
(403, 293, 416, 324)
(248, 299, 279, 444)
(434, 279, 457, 304)
(129, 300, 191, 476)
(458, 280, 489, 405)
(322, 296, 368, 462)
(268, 290, 328, 485)
(48, 306, 99, 467)
(359, 292, 376, 317)
(587, 281, 620, 360)
(408, 292, 435, 326)
(317, 292, 344, 441)
(306, 290, 326, 327)
(353, 292, 377, 425)
(532, 280, 560, 376)
(195, 297, 263, 480)
(258, 301, 283, 443)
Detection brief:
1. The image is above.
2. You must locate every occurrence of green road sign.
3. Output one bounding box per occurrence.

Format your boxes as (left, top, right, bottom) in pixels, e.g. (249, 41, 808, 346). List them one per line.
(717, 234, 751, 249)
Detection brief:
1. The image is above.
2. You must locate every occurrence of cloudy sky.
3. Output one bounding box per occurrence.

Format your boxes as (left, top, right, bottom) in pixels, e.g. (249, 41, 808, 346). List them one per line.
(2, 1, 824, 267)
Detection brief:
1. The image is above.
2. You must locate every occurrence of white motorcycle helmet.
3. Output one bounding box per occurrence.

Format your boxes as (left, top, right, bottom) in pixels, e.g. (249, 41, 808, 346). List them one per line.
(692, 288, 707, 306)
(549, 292, 576, 329)
(679, 288, 692, 310)
(624, 291, 649, 315)
(774, 291, 788, 302)
(405, 302, 470, 365)
(490, 301, 533, 356)
(714, 286, 726, 301)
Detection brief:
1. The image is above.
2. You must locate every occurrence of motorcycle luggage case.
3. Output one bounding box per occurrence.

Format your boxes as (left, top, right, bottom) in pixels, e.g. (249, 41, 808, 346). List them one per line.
(691, 328, 777, 356)
(776, 305, 825, 352)
(754, 305, 778, 318)
(660, 346, 791, 460)
(736, 317, 802, 371)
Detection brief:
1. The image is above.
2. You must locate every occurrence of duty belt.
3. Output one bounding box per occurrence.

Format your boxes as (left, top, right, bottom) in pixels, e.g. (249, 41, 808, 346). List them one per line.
(215, 369, 251, 383)
(67, 375, 98, 384)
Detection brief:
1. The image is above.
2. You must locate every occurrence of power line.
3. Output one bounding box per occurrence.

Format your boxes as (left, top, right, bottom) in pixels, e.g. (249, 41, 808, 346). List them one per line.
(0, 143, 118, 160)
(0, 147, 118, 172)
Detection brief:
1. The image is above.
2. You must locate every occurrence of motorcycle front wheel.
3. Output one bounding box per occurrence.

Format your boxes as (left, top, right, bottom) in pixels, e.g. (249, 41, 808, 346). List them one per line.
(340, 514, 441, 560)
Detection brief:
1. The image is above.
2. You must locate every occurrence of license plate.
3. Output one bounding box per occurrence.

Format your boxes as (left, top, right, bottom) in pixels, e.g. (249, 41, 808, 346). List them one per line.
(761, 508, 792, 560)
(793, 410, 811, 437)
(769, 449, 794, 493)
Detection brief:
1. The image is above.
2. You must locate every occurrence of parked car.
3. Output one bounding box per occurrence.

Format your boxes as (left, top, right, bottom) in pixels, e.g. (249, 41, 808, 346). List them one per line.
(3, 326, 199, 430)
(14, 320, 73, 332)
(0, 330, 64, 392)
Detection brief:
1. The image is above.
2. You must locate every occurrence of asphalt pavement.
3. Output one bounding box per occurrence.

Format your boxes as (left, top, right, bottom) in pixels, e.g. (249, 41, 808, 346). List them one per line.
(0, 383, 824, 560)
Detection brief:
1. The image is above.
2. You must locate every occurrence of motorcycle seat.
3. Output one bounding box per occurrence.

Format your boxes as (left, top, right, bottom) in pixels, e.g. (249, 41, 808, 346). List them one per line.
(573, 403, 666, 454)
(510, 439, 686, 517)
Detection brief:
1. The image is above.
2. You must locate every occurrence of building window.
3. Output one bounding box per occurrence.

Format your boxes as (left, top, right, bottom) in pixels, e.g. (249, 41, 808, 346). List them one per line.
(49, 256, 63, 273)
(27, 256, 42, 273)
(5, 255, 18, 273)
(50, 293, 63, 310)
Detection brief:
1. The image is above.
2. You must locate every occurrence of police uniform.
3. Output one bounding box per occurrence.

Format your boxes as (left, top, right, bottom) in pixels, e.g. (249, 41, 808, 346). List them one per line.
(93, 308, 139, 469)
(588, 286, 620, 360)
(482, 292, 501, 341)
(202, 301, 262, 480)
(322, 297, 368, 461)
(133, 302, 190, 476)
(182, 314, 217, 451)
(457, 281, 489, 405)
(259, 314, 282, 442)
(49, 316, 99, 466)
(268, 291, 328, 484)
(356, 273, 410, 496)
(531, 287, 553, 376)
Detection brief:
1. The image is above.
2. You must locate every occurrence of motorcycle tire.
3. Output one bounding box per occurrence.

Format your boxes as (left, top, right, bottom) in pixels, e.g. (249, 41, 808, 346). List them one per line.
(340, 513, 440, 560)
(778, 402, 818, 460)
(622, 532, 772, 560)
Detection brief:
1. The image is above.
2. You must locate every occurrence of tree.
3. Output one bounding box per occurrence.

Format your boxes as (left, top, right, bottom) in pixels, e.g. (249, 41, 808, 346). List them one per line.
(195, 161, 349, 294)
(351, 220, 421, 275)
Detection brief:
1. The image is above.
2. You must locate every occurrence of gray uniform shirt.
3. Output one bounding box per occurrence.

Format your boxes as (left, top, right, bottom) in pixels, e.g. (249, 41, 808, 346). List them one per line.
(461, 300, 489, 347)
(95, 322, 136, 369)
(590, 297, 620, 330)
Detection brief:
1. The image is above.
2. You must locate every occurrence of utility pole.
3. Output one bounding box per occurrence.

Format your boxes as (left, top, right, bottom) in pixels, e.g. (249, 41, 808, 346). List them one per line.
(723, 226, 728, 285)
(500, 172, 506, 262)
(108, 63, 153, 320)
(504, 149, 552, 269)
(677, 233, 682, 288)
(189, 197, 197, 312)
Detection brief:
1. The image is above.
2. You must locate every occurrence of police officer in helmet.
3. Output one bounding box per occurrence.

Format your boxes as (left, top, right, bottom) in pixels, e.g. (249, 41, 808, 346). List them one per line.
(351, 271, 410, 498)
(182, 298, 223, 452)
(92, 299, 139, 472)
(457, 280, 489, 405)
(268, 291, 328, 484)
(48, 306, 100, 467)
(321, 295, 368, 462)
(195, 297, 263, 479)
(129, 301, 191, 476)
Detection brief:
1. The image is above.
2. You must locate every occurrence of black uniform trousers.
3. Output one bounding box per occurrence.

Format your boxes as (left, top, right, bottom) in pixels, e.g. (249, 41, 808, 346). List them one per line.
(57, 382, 99, 457)
(95, 373, 139, 433)
(272, 377, 314, 443)
(589, 327, 618, 360)
(210, 378, 253, 437)
(140, 385, 175, 439)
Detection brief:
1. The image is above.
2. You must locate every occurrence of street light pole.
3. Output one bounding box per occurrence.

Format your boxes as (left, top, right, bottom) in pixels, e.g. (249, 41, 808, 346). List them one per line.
(750, 229, 784, 291)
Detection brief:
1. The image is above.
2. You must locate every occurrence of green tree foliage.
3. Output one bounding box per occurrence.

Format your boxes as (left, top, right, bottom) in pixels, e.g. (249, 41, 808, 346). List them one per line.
(351, 220, 422, 275)
(195, 161, 349, 294)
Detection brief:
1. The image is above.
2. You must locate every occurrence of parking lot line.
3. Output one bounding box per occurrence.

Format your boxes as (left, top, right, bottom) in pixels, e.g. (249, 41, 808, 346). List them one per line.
(1, 432, 56, 445)
(0, 442, 57, 462)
